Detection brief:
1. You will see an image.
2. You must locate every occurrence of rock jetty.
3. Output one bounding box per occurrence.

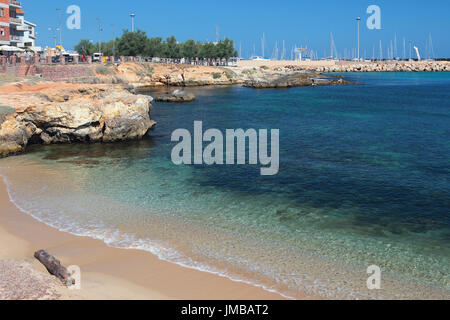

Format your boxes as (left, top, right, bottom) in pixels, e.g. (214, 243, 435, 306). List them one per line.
(285, 61, 450, 73)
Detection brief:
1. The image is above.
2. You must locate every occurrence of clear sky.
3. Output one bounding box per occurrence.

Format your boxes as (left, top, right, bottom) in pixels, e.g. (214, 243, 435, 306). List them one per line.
(24, 0, 450, 58)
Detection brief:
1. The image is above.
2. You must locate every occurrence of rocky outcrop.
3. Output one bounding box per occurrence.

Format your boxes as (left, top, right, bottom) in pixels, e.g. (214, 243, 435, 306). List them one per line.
(114, 62, 243, 87)
(0, 106, 15, 126)
(154, 90, 196, 102)
(243, 72, 352, 89)
(0, 86, 156, 157)
(0, 118, 36, 156)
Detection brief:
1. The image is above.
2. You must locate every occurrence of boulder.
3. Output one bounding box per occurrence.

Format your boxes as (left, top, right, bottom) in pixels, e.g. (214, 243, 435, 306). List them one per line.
(244, 72, 314, 89)
(0, 87, 156, 157)
(154, 90, 196, 102)
(244, 72, 352, 89)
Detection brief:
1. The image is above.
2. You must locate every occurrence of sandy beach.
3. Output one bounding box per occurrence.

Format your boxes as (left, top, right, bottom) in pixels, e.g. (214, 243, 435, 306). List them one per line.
(0, 179, 287, 300)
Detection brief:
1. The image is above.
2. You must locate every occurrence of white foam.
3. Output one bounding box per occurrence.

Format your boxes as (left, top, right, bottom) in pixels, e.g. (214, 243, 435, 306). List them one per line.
(0, 174, 296, 300)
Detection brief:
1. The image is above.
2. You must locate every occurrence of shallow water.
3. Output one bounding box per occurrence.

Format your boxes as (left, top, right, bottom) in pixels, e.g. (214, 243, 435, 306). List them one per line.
(1, 73, 449, 299)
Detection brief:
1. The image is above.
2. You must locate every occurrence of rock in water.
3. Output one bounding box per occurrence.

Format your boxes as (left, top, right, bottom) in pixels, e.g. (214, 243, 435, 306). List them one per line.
(154, 90, 196, 102)
(243, 72, 350, 89)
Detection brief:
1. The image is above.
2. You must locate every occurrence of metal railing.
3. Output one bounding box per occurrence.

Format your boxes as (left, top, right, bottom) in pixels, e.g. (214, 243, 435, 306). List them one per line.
(9, 17, 22, 24)
(123, 56, 237, 67)
(9, 1, 22, 7)
(1, 54, 238, 68)
(10, 35, 22, 41)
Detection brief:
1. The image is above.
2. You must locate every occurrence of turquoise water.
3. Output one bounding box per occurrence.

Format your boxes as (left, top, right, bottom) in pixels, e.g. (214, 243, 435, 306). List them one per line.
(1, 73, 449, 299)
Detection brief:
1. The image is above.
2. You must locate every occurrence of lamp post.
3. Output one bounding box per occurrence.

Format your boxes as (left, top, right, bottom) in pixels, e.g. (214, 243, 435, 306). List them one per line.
(356, 17, 361, 61)
(130, 13, 135, 32)
(111, 24, 116, 57)
(96, 18, 102, 54)
(48, 27, 57, 48)
(56, 8, 62, 47)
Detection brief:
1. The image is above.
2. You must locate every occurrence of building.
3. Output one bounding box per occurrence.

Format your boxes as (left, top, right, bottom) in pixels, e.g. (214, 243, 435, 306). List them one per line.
(0, 0, 37, 48)
(0, 0, 10, 45)
(15, 8, 36, 47)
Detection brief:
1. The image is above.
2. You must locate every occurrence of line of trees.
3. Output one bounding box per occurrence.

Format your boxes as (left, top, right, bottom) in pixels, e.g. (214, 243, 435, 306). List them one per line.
(75, 30, 238, 59)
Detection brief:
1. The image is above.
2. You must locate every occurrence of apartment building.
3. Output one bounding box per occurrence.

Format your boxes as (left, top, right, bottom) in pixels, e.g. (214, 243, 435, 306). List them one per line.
(0, 0, 37, 48)
(0, 0, 10, 45)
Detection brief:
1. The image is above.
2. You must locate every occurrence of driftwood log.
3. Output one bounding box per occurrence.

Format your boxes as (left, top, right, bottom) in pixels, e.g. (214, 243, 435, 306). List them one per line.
(34, 250, 74, 287)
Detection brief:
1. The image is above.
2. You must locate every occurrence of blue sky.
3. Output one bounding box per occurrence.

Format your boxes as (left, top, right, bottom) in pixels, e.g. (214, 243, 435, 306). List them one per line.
(24, 0, 450, 58)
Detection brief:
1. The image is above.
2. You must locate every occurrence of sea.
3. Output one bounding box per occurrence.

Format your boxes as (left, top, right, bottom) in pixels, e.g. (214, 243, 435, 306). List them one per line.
(1, 72, 449, 299)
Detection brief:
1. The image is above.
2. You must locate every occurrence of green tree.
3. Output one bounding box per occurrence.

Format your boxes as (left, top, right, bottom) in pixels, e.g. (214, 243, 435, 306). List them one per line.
(182, 39, 197, 59)
(82, 29, 238, 60)
(99, 39, 118, 56)
(200, 42, 216, 59)
(116, 30, 149, 56)
(215, 38, 238, 58)
(165, 36, 181, 58)
(74, 39, 96, 56)
(145, 37, 163, 57)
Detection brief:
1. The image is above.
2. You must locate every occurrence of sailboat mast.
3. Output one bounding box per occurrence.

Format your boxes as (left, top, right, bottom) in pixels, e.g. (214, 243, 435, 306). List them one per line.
(403, 37, 406, 60)
(261, 33, 265, 58)
(379, 40, 382, 61)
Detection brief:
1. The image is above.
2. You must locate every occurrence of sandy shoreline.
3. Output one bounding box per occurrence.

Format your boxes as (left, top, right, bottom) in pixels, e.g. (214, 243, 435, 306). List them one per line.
(0, 179, 287, 300)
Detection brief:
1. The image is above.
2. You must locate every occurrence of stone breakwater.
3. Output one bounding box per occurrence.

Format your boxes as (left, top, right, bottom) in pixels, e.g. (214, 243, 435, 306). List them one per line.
(285, 61, 450, 73)
(0, 85, 156, 157)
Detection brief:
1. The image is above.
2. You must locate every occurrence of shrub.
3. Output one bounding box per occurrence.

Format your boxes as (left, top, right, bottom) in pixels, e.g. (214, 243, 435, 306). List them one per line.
(95, 65, 114, 75)
(144, 65, 154, 77)
(225, 71, 235, 80)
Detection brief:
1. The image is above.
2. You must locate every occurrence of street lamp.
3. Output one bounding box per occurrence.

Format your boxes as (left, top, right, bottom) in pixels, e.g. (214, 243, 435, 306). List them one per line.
(111, 24, 116, 56)
(56, 8, 62, 47)
(356, 17, 361, 61)
(130, 13, 135, 32)
(96, 18, 102, 54)
(48, 27, 57, 48)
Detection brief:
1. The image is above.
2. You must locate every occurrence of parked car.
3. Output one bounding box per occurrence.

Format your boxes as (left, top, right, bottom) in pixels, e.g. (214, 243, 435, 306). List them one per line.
(92, 53, 103, 62)
(62, 54, 74, 63)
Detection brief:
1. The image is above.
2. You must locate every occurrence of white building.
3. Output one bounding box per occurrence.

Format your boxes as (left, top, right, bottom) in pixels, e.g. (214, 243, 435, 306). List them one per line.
(19, 19, 35, 47)
(8, 1, 38, 49)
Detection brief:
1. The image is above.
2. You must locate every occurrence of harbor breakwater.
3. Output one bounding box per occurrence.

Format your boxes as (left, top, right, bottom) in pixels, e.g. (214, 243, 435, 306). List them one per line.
(283, 61, 450, 73)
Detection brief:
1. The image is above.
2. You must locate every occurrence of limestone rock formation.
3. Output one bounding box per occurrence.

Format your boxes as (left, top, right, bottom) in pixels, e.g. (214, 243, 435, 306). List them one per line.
(0, 86, 156, 157)
(154, 90, 196, 102)
(243, 72, 351, 89)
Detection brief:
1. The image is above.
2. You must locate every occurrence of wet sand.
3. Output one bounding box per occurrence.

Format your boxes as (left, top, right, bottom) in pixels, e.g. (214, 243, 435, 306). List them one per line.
(0, 179, 287, 300)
